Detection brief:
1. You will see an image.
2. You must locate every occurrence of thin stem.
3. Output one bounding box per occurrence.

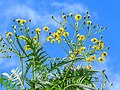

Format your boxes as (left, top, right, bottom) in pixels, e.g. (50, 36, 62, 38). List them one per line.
(20, 57, 24, 86)
(60, 43, 69, 55)
(102, 72, 105, 90)
(61, 61, 74, 88)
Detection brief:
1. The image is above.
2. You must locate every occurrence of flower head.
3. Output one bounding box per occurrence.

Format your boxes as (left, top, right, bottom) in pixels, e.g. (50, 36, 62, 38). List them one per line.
(75, 49, 81, 55)
(58, 28, 64, 32)
(70, 54, 76, 60)
(53, 32, 59, 39)
(51, 39, 55, 43)
(6, 32, 13, 37)
(69, 13, 73, 17)
(77, 34, 81, 38)
(87, 20, 92, 25)
(33, 36, 38, 41)
(57, 30, 62, 36)
(101, 52, 108, 57)
(47, 36, 52, 41)
(75, 14, 82, 21)
(36, 28, 41, 34)
(43, 26, 50, 32)
(90, 55, 96, 60)
(63, 31, 69, 37)
(78, 35, 85, 41)
(80, 47, 86, 51)
(98, 57, 104, 62)
(24, 45, 31, 51)
(20, 19, 26, 25)
(99, 42, 104, 50)
(86, 57, 92, 62)
(86, 65, 92, 70)
(91, 38, 98, 43)
(62, 15, 66, 19)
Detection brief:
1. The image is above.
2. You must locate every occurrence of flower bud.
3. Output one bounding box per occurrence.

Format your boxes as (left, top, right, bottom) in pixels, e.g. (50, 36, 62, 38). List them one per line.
(107, 46, 110, 50)
(88, 14, 91, 18)
(28, 19, 31, 22)
(86, 11, 89, 14)
(104, 27, 107, 30)
(93, 25, 96, 28)
(100, 35, 103, 39)
(84, 16, 86, 19)
(51, 16, 54, 19)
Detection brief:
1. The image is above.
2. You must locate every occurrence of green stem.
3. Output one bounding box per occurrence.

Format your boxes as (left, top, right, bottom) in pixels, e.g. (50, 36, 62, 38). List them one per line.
(61, 61, 74, 88)
(60, 43, 69, 55)
(20, 57, 24, 87)
(102, 72, 105, 90)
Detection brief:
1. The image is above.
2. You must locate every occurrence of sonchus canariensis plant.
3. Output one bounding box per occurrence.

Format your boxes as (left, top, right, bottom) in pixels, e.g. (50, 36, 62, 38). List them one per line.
(0, 11, 112, 90)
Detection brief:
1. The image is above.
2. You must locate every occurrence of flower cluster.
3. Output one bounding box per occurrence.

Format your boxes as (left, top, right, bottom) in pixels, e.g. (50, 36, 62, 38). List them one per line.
(46, 27, 70, 43)
(46, 11, 109, 70)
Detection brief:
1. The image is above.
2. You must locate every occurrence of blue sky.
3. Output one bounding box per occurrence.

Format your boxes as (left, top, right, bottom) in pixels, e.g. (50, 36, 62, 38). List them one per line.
(0, 0, 120, 90)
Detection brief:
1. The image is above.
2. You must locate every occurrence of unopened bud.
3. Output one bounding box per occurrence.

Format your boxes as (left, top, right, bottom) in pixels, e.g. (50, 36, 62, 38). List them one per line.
(107, 46, 110, 50)
(100, 26, 103, 30)
(104, 27, 107, 30)
(49, 32, 52, 35)
(100, 35, 103, 39)
(93, 25, 96, 28)
(51, 16, 54, 19)
(102, 70, 105, 73)
(88, 14, 91, 18)
(86, 11, 89, 14)
(84, 16, 86, 19)
(28, 19, 31, 22)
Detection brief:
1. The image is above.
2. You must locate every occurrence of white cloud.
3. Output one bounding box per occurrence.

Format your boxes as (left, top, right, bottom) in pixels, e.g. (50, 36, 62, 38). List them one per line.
(51, 2, 88, 14)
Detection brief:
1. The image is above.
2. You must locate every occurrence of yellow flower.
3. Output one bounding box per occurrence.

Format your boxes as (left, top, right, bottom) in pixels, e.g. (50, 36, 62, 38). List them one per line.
(101, 52, 108, 57)
(92, 45, 98, 50)
(57, 30, 62, 36)
(98, 57, 104, 62)
(90, 55, 96, 60)
(87, 20, 92, 25)
(58, 28, 64, 32)
(20, 19, 26, 25)
(47, 36, 52, 41)
(63, 31, 69, 37)
(24, 45, 31, 51)
(43, 26, 50, 32)
(79, 35, 85, 41)
(51, 39, 55, 43)
(57, 37, 62, 43)
(99, 42, 104, 50)
(70, 54, 76, 60)
(34, 41, 40, 46)
(62, 15, 66, 19)
(80, 47, 86, 51)
(33, 36, 38, 41)
(75, 14, 82, 21)
(6, 32, 13, 37)
(53, 33, 59, 40)
(36, 28, 41, 34)
(86, 57, 92, 62)
(91, 38, 98, 43)
(75, 49, 81, 55)
(69, 13, 73, 17)
(86, 65, 92, 70)
(77, 34, 81, 38)
(69, 51, 72, 54)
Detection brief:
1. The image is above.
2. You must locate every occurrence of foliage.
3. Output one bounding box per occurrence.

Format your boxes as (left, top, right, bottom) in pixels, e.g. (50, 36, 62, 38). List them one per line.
(0, 11, 112, 90)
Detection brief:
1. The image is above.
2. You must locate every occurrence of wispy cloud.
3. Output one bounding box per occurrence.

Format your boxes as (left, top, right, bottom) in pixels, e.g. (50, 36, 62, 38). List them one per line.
(51, 2, 88, 14)
(0, 0, 89, 73)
